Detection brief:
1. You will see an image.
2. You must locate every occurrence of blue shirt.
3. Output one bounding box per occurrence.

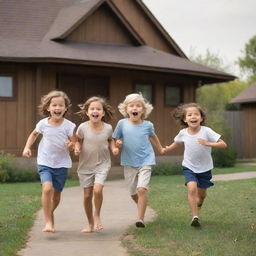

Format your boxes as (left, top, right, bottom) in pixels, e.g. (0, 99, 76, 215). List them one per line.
(113, 119, 156, 167)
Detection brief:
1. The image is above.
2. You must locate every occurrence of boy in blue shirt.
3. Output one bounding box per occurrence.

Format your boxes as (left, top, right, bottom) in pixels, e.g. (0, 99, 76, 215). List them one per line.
(113, 93, 164, 228)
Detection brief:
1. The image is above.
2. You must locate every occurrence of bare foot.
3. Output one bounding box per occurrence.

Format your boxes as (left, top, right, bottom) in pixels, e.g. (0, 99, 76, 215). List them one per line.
(42, 223, 55, 233)
(94, 216, 103, 230)
(81, 224, 94, 233)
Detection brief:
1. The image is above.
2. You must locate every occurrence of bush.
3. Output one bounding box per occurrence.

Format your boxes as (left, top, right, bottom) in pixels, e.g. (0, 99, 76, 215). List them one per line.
(212, 147, 237, 167)
(152, 162, 182, 176)
(0, 170, 9, 182)
(0, 150, 39, 182)
(7, 169, 39, 182)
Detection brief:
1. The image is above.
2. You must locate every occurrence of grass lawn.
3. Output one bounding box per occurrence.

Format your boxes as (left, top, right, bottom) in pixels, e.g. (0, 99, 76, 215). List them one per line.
(123, 176, 256, 256)
(213, 163, 256, 174)
(0, 180, 78, 256)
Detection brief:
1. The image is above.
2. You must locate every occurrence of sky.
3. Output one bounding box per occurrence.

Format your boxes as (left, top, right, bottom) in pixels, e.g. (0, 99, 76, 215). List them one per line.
(143, 0, 256, 76)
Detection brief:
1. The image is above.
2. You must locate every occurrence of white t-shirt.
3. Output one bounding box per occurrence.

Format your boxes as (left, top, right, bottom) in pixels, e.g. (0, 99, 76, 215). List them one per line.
(174, 126, 221, 173)
(36, 118, 76, 168)
(76, 121, 113, 174)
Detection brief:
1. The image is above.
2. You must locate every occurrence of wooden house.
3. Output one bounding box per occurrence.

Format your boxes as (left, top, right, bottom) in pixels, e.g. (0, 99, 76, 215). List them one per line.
(229, 82, 256, 159)
(0, 0, 235, 160)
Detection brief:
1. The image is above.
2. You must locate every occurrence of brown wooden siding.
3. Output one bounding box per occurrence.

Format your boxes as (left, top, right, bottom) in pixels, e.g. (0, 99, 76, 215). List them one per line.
(0, 63, 198, 157)
(243, 104, 256, 158)
(111, 0, 176, 54)
(67, 4, 135, 45)
(0, 63, 36, 155)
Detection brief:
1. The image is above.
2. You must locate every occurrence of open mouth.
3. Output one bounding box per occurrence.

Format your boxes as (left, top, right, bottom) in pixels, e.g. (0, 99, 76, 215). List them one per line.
(54, 111, 62, 116)
(132, 112, 138, 116)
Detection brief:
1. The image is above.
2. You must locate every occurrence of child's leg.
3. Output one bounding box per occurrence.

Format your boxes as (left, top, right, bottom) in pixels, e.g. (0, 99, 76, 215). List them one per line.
(93, 183, 104, 230)
(81, 187, 94, 233)
(197, 188, 207, 207)
(187, 181, 199, 218)
(41, 181, 55, 232)
(137, 187, 148, 221)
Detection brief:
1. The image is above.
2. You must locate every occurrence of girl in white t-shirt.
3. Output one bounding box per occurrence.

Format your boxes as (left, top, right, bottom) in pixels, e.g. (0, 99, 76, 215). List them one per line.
(165, 103, 227, 227)
(74, 96, 119, 233)
(23, 90, 76, 233)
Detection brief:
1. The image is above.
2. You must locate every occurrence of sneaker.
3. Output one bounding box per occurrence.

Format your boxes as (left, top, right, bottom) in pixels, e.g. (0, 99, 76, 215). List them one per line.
(191, 216, 201, 227)
(135, 219, 145, 228)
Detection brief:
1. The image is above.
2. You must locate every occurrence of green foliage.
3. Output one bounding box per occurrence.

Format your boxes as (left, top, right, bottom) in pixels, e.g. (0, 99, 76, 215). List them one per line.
(212, 147, 237, 167)
(152, 162, 182, 176)
(239, 35, 256, 76)
(0, 150, 39, 183)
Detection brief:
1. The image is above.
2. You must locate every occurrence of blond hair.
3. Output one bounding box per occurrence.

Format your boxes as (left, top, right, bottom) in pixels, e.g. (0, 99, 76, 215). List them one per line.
(173, 102, 207, 128)
(76, 96, 114, 122)
(38, 90, 71, 117)
(118, 93, 153, 119)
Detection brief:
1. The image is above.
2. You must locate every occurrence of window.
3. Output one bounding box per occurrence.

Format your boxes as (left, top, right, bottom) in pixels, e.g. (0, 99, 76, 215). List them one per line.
(165, 85, 182, 106)
(0, 75, 15, 100)
(134, 83, 153, 103)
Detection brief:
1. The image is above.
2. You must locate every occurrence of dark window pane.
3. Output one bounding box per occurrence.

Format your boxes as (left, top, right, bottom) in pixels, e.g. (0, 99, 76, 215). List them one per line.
(135, 84, 152, 103)
(0, 76, 13, 97)
(165, 86, 181, 106)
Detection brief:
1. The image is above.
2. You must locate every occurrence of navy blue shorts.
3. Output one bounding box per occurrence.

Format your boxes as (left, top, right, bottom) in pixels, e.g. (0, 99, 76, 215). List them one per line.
(183, 167, 214, 189)
(37, 165, 68, 192)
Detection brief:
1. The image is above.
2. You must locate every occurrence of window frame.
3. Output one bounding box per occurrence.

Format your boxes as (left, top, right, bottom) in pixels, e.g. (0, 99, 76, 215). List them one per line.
(164, 84, 183, 107)
(0, 73, 17, 101)
(133, 81, 154, 104)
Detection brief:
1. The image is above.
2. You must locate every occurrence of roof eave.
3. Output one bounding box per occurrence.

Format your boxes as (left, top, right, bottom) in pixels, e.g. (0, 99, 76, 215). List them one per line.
(0, 56, 235, 83)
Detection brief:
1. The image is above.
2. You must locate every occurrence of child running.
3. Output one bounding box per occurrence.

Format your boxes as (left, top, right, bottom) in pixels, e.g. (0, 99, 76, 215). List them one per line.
(74, 96, 119, 233)
(113, 93, 165, 228)
(165, 103, 227, 227)
(22, 90, 76, 232)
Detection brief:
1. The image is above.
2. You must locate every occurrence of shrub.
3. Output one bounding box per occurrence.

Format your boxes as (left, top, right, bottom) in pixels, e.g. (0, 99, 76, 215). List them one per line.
(152, 162, 182, 176)
(7, 169, 39, 182)
(0, 150, 39, 182)
(212, 147, 237, 167)
(0, 170, 9, 182)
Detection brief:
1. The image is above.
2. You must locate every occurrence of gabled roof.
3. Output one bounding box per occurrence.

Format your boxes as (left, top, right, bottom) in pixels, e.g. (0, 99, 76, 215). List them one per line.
(230, 82, 256, 104)
(44, 0, 145, 45)
(135, 0, 187, 58)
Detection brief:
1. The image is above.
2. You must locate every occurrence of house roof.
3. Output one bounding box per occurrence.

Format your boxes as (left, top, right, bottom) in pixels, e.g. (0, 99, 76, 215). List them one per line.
(0, 0, 236, 84)
(230, 82, 256, 104)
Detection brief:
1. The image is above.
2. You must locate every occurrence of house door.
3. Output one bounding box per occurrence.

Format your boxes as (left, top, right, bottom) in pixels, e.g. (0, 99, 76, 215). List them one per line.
(57, 73, 109, 126)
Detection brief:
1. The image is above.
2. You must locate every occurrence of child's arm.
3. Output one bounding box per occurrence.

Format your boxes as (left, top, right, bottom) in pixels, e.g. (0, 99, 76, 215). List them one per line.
(109, 138, 119, 156)
(22, 129, 40, 158)
(150, 134, 165, 154)
(66, 131, 76, 151)
(74, 137, 82, 156)
(197, 138, 227, 149)
(165, 141, 180, 153)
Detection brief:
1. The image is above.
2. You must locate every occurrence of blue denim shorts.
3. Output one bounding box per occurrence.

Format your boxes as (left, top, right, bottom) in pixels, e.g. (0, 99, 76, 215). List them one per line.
(37, 165, 68, 192)
(183, 167, 214, 189)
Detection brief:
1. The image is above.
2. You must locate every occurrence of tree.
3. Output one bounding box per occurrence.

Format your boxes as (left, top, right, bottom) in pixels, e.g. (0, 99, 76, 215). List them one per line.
(239, 35, 256, 81)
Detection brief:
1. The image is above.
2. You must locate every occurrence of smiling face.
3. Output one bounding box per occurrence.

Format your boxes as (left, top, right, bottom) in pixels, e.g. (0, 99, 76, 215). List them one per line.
(183, 107, 203, 130)
(47, 96, 67, 121)
(86, 100, 105, 123)
(126, 100, 145, 124)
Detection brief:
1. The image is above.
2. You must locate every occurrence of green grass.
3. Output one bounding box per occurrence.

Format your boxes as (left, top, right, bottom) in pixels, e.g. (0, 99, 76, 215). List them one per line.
(213, 163, 256, 174)
(0, 180, 78, 256)
(123, 176, 256, 256)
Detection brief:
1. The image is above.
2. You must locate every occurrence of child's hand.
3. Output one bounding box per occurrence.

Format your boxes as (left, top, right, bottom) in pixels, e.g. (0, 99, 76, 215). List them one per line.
(66, 139, 75, 151)
(159, 147, 166, 155)
(22, 148, 31, 158)
(112, 147, 119, 156)
(74, 146, 81, 156)
(116, 139, 122, 148)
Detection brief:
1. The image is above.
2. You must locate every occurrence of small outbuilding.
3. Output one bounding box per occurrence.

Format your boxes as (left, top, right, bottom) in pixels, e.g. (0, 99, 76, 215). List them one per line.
(229, 82, 256, 159)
